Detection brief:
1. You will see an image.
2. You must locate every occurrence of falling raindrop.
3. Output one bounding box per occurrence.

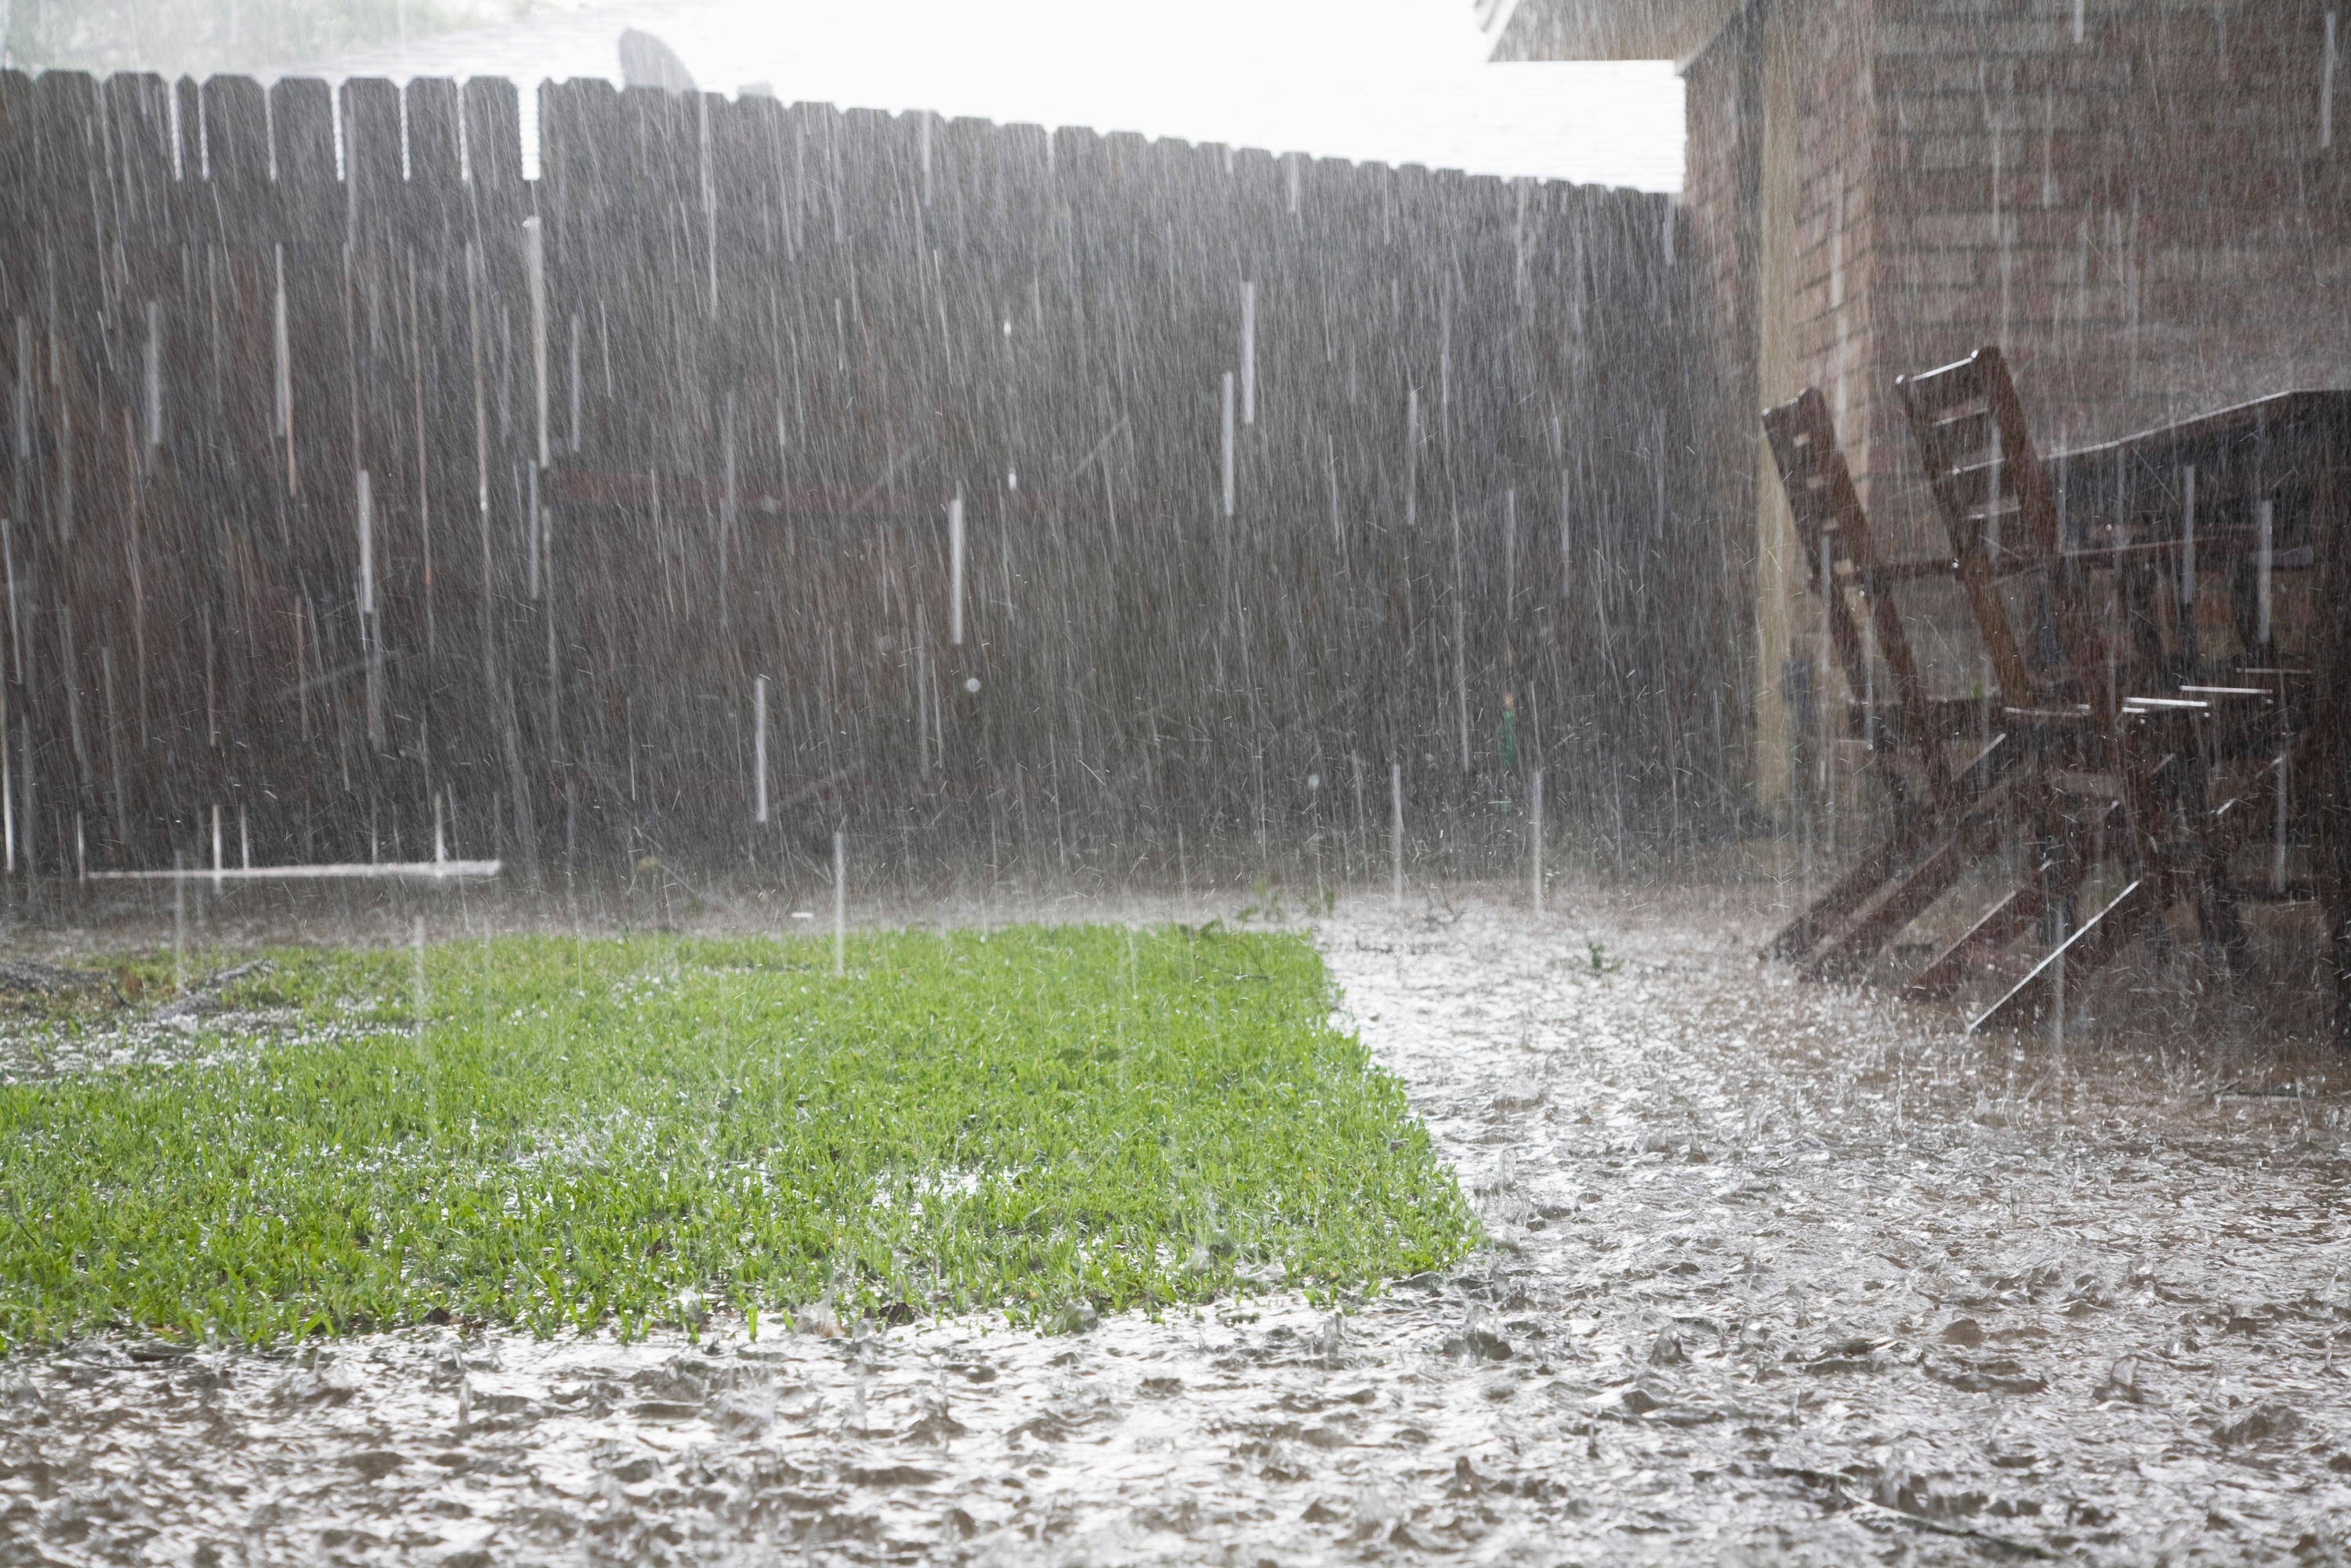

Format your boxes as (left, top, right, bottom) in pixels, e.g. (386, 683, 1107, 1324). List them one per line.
(1241, 280, 1256, 427)
(1389, 762, 1404, 907)
(949, 491, 966, 646)
(753, 675, 770, 824)
(1220, 371, 1236, 518)
(832, 830, 847, 978)
(1528, 768, 1545, 912)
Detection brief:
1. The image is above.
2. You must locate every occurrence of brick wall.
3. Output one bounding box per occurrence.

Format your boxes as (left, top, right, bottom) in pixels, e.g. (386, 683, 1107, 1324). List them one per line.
(1865, 0, 2351, 564)
(1683, 9, 1765, 800)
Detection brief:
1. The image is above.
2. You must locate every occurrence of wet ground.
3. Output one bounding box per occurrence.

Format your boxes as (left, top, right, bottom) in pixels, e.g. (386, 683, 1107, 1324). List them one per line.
(5, 884, 2351, 1565)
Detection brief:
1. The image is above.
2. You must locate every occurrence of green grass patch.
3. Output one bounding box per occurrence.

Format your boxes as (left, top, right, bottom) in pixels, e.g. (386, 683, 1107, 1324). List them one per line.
(0, 925, 1474, 1349)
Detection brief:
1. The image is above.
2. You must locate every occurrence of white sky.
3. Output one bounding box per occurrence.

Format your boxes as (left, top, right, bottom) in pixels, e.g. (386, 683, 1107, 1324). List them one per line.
(288, 0, 1683, 191)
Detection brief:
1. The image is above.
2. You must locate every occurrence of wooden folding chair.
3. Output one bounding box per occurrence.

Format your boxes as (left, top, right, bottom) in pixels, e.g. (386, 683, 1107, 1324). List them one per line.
(1890, 349, 2284, 1025)
(1760, 389, 1949, 802)
(1757, 389, 1977, 969)
(1769, 349, 2104, 983)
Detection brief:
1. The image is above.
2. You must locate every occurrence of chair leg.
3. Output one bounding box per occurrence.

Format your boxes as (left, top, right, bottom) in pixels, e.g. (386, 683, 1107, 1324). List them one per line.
(1971, 878, 2163, 1033)
(1805, 809, 2002, 982)
(1907, 861, 2059, 1000)
(2335, 875, 2351, 1050)
(2196, 873, 2254, 978)
(1902, 799, 2113, 1000)
(1761, 828, 1912, 963)
(2317, 644, 2351, 1045)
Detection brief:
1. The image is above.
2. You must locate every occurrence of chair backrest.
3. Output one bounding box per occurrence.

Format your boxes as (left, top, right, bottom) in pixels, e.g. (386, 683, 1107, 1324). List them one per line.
(1762, 390, 1871, 699)
(1763, 386, 1949, 802)
(1896, 346, 2106, 719)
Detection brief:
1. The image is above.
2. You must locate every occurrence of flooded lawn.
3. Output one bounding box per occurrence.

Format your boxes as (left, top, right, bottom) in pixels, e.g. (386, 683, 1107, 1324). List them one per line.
(0, 926, 1468, 1347)
(5, 885, 2349, 1564)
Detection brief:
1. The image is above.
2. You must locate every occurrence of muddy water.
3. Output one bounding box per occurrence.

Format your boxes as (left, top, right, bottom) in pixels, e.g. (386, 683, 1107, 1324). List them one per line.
(6, 888, 2351, 1564)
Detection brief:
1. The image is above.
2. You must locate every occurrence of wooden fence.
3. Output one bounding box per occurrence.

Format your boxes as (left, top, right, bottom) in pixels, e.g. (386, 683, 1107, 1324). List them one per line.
(0, 68, 1733, 883)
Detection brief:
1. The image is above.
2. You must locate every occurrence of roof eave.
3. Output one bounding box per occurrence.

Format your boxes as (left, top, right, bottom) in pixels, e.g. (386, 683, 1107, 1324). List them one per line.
(1487, 0, 1743, 64)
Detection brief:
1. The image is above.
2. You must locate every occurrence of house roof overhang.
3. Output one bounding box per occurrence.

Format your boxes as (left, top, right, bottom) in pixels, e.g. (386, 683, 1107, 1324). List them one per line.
(1485, 0, 1742, 64)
